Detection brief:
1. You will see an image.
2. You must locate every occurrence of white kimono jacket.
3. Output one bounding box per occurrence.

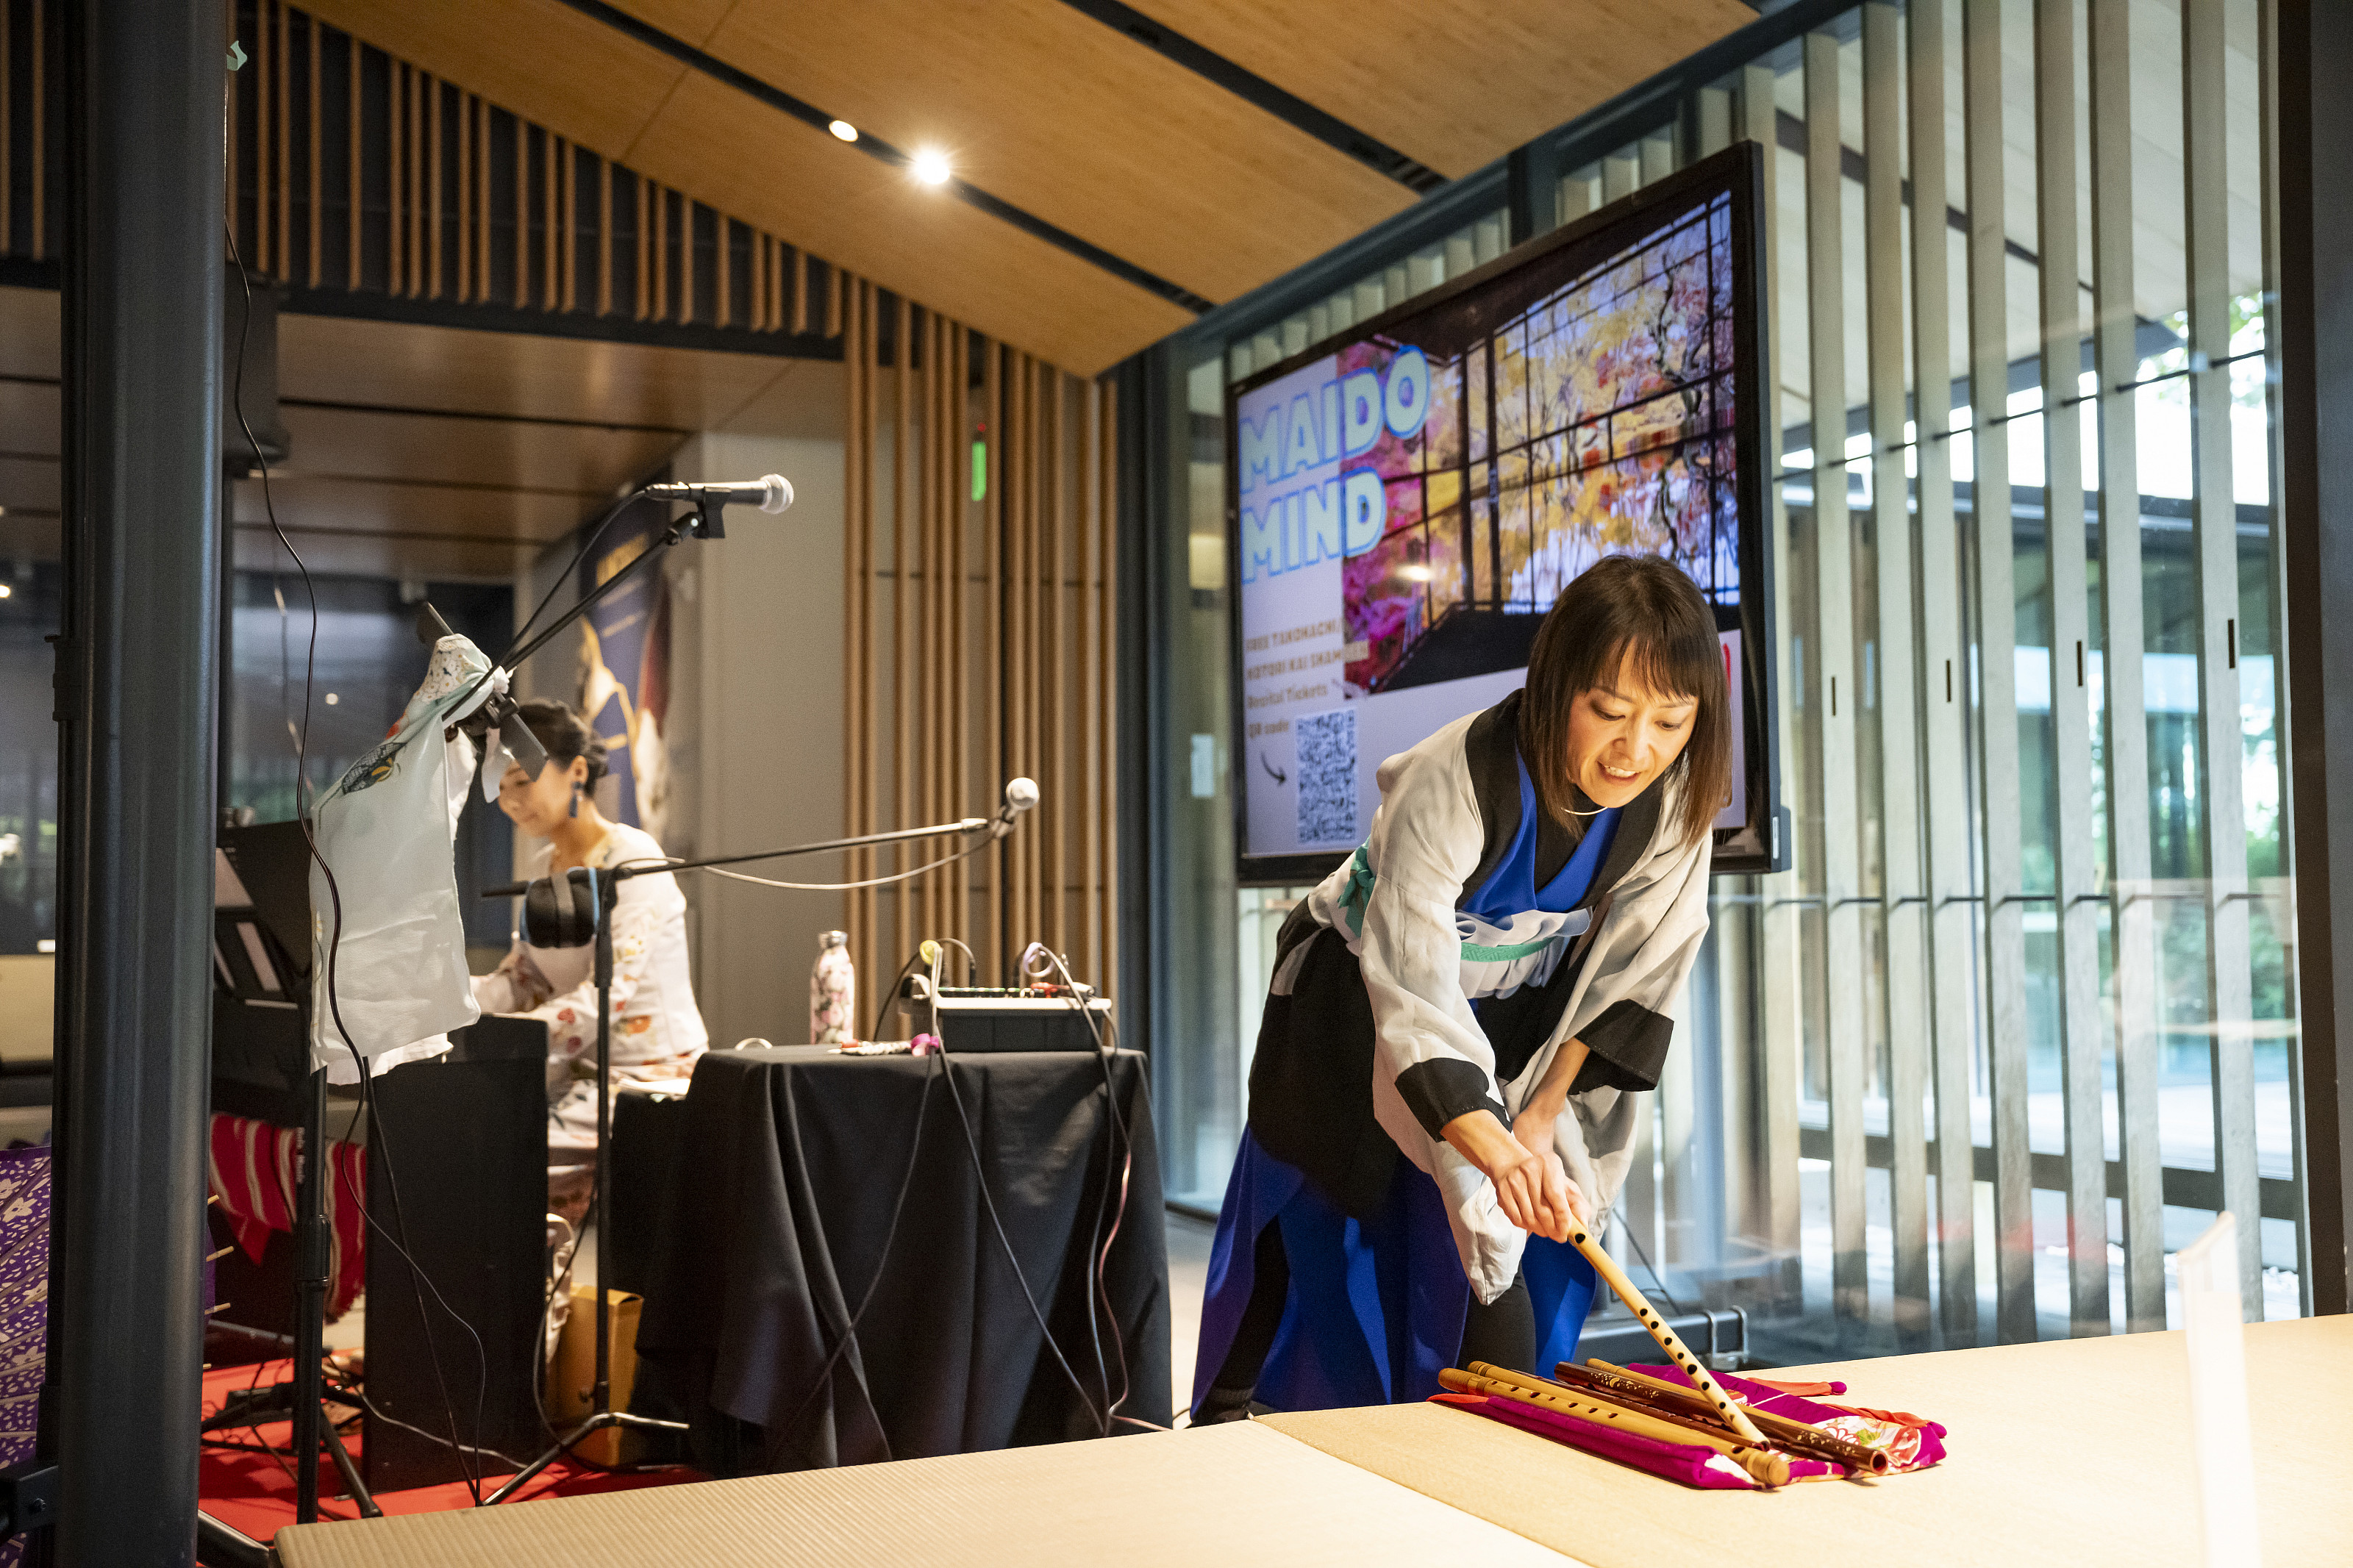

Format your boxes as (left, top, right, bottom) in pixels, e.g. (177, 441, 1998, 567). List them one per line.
(1265, 693, 1713, 1304)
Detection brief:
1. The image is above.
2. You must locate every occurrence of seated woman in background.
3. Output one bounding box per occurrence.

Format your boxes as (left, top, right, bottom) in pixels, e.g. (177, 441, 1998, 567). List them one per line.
(474, 698, 707, 1217)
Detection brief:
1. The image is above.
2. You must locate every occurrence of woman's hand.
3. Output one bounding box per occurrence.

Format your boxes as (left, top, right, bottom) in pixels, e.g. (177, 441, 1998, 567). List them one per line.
(1440, 1109, 1576, 1242)
(1510, 1106, 1590, 1231)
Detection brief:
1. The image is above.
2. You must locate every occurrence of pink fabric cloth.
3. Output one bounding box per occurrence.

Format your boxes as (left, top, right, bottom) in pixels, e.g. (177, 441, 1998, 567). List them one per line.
(1430, 1364, 1949, 1489)
(1628, 1362, 1949, 1472)
(1436, 1391, 1777, 1489)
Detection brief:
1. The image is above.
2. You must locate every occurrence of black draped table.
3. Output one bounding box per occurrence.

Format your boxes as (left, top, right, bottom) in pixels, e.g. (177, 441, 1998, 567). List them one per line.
(622, 1046, 1170, 1475)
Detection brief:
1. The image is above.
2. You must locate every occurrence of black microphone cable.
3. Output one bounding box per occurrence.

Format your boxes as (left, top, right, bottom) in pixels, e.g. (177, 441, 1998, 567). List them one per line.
(1025, 945, 1163, 1433)
(923, 942, 1111, 1438)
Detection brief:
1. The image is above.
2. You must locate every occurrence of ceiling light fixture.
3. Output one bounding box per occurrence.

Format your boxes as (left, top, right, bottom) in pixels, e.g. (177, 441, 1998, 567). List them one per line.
(828, 119, 857, 143)
(911, 149, 951, 187)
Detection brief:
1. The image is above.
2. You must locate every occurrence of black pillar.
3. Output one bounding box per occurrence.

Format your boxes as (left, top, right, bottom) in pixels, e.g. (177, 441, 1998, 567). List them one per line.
(50, 0, 224, 1561)
(2277, 0, 2353, 1317)
(1505, 142, 1563, 248)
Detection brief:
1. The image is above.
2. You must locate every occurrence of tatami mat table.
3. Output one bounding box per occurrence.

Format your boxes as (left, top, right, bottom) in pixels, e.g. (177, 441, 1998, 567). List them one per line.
(276, 1315, 2349, 1567)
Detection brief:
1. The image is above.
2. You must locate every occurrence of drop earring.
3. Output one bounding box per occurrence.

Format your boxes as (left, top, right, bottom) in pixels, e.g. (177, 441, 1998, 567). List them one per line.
(571, 780, 582, 819)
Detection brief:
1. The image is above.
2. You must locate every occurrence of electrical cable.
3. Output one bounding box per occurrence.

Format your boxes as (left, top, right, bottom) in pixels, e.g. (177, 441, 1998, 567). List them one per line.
(924, 944, 1110, 1438)
(499, 488, 657, 669)
(1609, 1200, 1688, 1318)
(1024, 947, 1165, 1433)
(593, 838, 996, 895)
(226, 221, 490, 1505)
(771, 1048, 937, 1458)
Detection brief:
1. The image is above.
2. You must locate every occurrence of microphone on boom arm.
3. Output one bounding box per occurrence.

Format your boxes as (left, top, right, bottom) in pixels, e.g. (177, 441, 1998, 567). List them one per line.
(643, 475, 793, 539)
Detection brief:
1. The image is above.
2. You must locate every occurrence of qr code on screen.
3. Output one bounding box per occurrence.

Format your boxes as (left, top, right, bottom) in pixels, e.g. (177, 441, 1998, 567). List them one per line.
(1294, 707, 1358, 846)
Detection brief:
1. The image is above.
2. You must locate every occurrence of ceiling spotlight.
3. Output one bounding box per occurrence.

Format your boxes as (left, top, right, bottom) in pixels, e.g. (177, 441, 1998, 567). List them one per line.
(0, 584, 10, 599)
(829, 119, 858, 143)
(911, 149, 951, 187)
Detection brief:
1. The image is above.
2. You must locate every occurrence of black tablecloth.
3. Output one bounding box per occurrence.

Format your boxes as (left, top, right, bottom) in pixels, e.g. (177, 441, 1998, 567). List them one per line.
(632, 1046, 1170, 1475)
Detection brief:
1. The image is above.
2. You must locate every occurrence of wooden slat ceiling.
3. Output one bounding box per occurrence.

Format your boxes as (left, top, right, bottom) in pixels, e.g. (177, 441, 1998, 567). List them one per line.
(297, 0, 1756, 374)
(0, 286, 834, 583)
(1134, 0, 1763, 182)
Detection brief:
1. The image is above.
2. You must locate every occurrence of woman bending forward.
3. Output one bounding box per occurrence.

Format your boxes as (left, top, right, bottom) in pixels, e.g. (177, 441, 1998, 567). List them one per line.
(1193, 554, 1730, 1420)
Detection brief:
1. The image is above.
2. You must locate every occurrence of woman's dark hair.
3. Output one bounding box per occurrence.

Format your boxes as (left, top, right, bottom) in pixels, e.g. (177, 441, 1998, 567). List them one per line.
(1520, 554, 1731, 847)
(516, 698, 608, 784)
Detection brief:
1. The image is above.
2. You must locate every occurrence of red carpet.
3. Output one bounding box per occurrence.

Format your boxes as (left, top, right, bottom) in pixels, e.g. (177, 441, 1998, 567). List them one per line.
(199, 1360, 702, 1540)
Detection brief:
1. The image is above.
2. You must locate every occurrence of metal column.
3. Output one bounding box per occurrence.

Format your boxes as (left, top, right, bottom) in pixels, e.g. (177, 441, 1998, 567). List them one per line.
(2274, 0, 2353, 1321)
(51, 0, 226, 1561)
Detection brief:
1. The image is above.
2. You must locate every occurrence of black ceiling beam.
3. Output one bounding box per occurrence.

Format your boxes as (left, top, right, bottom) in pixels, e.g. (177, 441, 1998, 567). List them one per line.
(1054, 0, 1446, 194)
(551, 0, 1213, 314)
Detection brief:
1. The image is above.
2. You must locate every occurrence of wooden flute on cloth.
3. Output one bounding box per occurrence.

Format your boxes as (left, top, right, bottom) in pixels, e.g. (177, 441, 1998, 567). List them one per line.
(1556, 1361, 1891, 1474)
(1440, 1365, 1793, 1489)
(1560, 1217, 1768, 1445)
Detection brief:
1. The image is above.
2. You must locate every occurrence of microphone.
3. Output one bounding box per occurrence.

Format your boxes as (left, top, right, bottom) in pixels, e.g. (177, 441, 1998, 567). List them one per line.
(644, 475, 794, 515)
(992, 777, 1040, 840)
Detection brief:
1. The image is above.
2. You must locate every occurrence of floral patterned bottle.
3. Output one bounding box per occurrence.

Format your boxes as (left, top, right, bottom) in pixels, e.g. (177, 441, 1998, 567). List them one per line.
(810, 930, 856, 1045)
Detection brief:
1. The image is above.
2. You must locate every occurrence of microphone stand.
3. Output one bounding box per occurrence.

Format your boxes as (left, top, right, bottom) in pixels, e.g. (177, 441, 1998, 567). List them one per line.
(476, 809, 1019, 1504)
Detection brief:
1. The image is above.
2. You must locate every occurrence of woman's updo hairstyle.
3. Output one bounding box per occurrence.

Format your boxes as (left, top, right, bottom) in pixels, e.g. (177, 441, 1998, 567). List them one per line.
(1521, 554, 1731, 847)
(515, 698, 609, 785)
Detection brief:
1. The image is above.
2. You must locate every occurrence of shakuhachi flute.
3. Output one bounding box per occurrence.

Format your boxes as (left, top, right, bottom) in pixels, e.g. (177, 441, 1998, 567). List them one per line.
(1441, 1366, 1791, 1489)
(1559, 1215, 1768, 1445)
(1557, 1361, 1891, 1475)
(1477, 1362, 1779, 1451)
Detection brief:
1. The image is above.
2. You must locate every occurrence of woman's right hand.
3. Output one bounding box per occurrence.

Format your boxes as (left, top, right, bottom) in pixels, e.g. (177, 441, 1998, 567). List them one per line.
(1440, 1109, 1574, 1242)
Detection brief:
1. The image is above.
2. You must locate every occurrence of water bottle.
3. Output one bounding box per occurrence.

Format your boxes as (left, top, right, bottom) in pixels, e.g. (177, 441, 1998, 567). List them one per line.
(810, 930, 856, 1045)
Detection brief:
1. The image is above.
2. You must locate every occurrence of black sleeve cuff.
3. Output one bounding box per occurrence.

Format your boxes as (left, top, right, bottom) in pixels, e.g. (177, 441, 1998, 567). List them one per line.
(1395, 1058, 1507, 1139)
(1568, 1000, 1674, 1094)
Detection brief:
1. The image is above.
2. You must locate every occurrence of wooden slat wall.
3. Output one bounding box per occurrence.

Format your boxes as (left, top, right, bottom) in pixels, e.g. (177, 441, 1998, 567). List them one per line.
(841, 295, 1120, 995)
(108, 0, 846, 347)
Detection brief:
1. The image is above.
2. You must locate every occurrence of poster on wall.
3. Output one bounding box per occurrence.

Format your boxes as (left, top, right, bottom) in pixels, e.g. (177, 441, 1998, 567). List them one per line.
(1228, 144, 1778, 882)
(579, 518, 674, 841)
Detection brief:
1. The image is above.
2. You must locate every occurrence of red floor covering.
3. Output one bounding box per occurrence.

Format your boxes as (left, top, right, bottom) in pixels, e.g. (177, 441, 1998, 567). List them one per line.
(199, 1359, 702, 1541)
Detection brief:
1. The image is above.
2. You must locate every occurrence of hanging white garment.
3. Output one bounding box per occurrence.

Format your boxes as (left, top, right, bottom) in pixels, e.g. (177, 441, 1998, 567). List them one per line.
(307, 635, 499, 1082)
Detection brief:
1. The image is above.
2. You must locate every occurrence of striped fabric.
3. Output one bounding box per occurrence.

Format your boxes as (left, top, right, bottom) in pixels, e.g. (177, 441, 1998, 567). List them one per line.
(206, 1113, 368, 1321)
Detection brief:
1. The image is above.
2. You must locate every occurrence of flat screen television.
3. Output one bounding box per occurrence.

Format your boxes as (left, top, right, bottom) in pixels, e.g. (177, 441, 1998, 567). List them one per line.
(1227, 142, 1781, 884)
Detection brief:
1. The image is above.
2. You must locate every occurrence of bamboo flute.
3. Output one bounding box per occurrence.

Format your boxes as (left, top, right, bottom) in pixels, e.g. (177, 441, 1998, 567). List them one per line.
(1557, 1361, 1890, 1474)
(1470, 1361, 1771, 1451)
(1560, 1217, 1768, 1444)
(1440, 1366, 1791, 1488)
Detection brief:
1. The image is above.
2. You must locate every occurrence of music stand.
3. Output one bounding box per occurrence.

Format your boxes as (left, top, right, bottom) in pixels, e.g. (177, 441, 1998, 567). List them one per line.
(213, 823, 382, 1523)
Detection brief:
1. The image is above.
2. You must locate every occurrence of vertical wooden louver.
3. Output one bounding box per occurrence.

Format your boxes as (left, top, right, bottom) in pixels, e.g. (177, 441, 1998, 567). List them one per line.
(840, 296, 1119, 995)
(132, 1, 837, 347)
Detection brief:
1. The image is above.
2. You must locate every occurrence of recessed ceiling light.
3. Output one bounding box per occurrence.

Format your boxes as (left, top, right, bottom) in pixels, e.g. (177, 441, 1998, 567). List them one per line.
(0, 584, 11, 598)
(829, 119, 857, 143)
(324, 692, 339, 706)
(911, 149, 951, 187)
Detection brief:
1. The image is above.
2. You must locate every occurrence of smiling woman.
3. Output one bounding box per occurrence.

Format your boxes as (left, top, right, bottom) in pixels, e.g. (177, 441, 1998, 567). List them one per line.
(1190, 554, 1727, 1422)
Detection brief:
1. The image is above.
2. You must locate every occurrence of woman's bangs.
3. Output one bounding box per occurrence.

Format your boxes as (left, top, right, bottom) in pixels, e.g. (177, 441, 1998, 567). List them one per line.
(1609, 628, 1720, 706)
